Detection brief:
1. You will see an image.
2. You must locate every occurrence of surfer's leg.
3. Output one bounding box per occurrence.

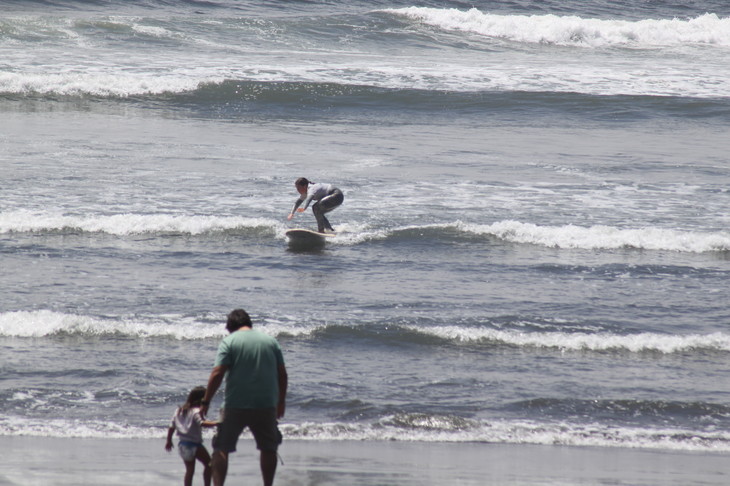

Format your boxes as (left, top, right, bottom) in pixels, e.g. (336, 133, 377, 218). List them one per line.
(312, 204, 327, 232)
(312, 189, 343, 232)
(312, 205, 334, 232)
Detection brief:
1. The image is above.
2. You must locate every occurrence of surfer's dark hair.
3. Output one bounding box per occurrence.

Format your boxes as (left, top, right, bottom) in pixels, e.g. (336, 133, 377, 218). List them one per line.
(295, 177, 311, 187)
(226, 308, 252, 332)
(180, 386, 206, 416)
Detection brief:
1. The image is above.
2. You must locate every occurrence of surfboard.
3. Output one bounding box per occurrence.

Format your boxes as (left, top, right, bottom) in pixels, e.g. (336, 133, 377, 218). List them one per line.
(285, 228, 334, 249)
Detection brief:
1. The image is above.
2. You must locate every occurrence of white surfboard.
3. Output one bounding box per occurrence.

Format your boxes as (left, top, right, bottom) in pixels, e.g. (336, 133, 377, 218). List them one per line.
(285, 228, 334, 249)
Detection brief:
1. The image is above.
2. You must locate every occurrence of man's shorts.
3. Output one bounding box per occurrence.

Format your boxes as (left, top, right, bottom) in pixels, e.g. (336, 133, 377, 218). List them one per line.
(214, 407, 282, 453)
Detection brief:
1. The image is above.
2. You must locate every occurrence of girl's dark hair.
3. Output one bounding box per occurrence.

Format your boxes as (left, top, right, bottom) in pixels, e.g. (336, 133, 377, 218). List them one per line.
(295, 177, 311, 187)
(181, 386, 206, 416)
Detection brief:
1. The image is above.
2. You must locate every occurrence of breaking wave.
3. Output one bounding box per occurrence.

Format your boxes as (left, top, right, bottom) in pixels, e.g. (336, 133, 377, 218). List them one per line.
(0, 210, 278, 237)
(386, 8, 730, 48)
(3, 211, 729, 253)
(2, 413, 728, 452)
(340, 221, 730, 254)
(404, 324, 730, 354)
(2, 311, 728, 355)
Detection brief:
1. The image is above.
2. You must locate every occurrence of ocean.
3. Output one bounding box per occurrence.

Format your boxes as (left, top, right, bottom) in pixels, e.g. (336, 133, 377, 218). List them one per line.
(1, 0, 730, 482)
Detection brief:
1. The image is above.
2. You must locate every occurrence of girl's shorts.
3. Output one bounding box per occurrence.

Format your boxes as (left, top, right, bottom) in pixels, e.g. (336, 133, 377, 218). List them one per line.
(178, 441, 201, 462)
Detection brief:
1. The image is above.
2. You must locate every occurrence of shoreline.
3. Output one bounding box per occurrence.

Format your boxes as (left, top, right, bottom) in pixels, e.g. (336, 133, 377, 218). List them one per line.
(1, 436, 727, 485)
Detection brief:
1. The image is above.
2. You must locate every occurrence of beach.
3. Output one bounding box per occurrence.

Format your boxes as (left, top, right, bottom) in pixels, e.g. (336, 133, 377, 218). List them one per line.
(1, 437, 727, 486)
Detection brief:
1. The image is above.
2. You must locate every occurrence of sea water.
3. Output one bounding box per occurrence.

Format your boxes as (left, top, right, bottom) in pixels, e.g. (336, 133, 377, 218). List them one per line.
(1, 0, 730, 458)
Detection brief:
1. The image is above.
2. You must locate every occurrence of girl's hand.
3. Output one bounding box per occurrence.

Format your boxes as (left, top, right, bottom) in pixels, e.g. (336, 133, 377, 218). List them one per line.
(165, 441, 173, 452)
(287, 213, 294, 220)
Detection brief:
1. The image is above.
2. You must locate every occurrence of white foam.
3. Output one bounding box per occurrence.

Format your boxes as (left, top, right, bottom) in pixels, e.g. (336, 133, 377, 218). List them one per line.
(0, 71, 209, 98)
(331, 221, 730, 253)
(461, 220, 730, 253)
(386, 8, 730, 48)
(0, 310, 325, 340)
(3, 415, 726, 452)
(405, 324, 730, 354)
(284, 417, 730, 452)
(319, 222, 388, 246)
(0, 210, 278, 236)
(0, 310, 225, 339)
(0, 416, 160, 440)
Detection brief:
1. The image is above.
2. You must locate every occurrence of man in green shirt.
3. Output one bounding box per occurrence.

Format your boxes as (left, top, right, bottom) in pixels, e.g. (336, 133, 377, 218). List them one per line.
(201, 309, 288, 486)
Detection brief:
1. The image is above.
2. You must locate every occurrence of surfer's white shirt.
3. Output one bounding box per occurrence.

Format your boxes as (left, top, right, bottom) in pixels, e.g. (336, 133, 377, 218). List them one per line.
(170, 407, 204, 444)
(300, 183, 334, 209)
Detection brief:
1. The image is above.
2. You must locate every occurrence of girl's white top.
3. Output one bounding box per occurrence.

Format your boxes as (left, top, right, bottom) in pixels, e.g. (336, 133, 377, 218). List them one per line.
(171, 406, 204, 443)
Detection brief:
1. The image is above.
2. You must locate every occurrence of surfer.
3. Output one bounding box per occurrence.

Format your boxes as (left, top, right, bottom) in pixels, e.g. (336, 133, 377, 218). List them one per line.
(287, 177, 343, 233)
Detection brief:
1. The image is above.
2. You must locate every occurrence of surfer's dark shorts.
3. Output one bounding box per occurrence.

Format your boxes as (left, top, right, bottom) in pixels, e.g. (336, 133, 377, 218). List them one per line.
(214, 407, 282, 453)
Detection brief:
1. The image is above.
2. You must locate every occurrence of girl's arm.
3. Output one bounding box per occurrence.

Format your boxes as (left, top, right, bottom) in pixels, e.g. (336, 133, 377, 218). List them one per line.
(164, 425, 175, 451)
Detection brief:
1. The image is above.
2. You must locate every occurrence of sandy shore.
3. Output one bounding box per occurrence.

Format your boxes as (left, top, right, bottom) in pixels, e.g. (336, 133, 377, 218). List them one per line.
(1, 436, 727, 485)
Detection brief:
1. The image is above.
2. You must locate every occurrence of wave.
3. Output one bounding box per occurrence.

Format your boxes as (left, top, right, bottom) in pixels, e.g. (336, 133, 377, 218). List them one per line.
(0, 310, 226, 339)
(0, 210, 279, 236)
(5, 77, 730, 119)
(0, 310, 325, 339)
(3, 311, 728, 355)
(2, 413, 728, 452)
(0, 70, 207, 99)
(464, 221, 730, 253)
(286, 414, 730, 452)
(403, 324, 730, 354)
(3, 211, 730, 253)
(345, 221, 730, 254)
(509, 397, 730, 422)
(385, 8, 730, 48)
(4, 10, 730, 103)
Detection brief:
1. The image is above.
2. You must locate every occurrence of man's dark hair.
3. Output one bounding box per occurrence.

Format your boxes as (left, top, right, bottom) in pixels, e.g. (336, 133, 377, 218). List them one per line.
(226, 308, 252, 333)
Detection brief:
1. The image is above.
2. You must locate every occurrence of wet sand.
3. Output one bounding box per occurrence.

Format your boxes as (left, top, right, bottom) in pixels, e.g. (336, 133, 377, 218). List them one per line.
(1, 436, 727, 485)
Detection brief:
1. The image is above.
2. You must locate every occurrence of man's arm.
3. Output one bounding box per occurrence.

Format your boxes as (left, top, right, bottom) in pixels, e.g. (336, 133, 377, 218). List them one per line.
(277, 363, 288, 419)
(201, 364, 228, 417)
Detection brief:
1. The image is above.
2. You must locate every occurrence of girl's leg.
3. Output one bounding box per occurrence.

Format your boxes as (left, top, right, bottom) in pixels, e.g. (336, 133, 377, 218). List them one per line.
(196, 446, 213, 486)
(183, 459, 196, 486)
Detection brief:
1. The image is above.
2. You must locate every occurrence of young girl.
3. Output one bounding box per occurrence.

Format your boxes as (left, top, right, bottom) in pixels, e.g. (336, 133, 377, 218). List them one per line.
(165, 386, 217, 486)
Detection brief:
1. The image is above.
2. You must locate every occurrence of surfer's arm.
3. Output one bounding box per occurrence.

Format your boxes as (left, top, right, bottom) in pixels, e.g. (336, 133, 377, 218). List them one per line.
(299, 194, 315, 211)
(288, 198, 305, 219)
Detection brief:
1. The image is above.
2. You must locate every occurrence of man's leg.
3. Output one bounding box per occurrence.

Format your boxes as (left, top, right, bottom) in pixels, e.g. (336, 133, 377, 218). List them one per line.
(211, 450, 229, 486)
(260, 450, 278, 486)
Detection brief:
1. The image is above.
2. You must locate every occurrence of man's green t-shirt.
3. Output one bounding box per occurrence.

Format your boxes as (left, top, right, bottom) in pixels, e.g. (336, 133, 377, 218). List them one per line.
(214, 329, 284, 409)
